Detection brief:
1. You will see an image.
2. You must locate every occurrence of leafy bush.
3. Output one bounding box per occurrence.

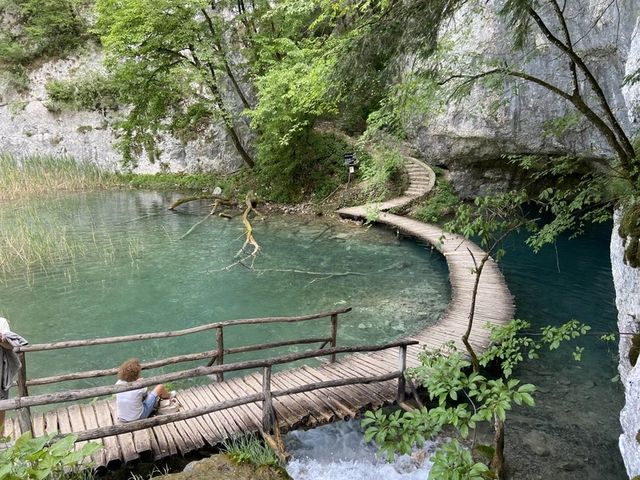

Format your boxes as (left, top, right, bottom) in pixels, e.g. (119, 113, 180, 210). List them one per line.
(46, 73, 121, 113)
(415, 175, 460, 223)
(256, 131, 353, 203)
(359, 145, 404, 198)
(0, 432, 101, 480)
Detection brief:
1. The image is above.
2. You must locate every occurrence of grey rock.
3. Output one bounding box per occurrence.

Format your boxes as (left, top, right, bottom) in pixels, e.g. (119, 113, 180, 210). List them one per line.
(522, 431, 551, 457)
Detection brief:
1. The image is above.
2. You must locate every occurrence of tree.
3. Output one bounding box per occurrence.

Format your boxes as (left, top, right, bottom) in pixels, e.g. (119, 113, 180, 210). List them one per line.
(362, 319, 590, 480)
(95, 0, 256, 168)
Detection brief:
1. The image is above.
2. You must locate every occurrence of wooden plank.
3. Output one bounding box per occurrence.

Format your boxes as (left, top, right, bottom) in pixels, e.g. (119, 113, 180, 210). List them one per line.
(44, 410, 58, 435)
(319, 362, 389, 407)
(93, 401, 122, 469)
(193, 384, 237, 441)
(32, 412, 45, 438)
(295, 367, 359, 418)
(162, 410, 195, 456)
(106, 401, 139, 464)
(79, 404, 107, 468)
(176, 389, 218, 446)
(267, 372, 332, 425)
(217, 378, 262, 430)
(189, 386, 227, 442)
(276, 369, 344, 421)
(171, 400, 206, 452)
(68, 404, 91, 464)
(56, 407, 73, 435)
(242, 373, 309, 428)
(301, 364, 367, 409)
(207, 382, 254, 435)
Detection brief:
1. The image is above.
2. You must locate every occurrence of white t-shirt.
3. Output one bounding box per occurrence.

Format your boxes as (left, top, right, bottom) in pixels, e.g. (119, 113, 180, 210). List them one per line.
(115, 379, 147, 422)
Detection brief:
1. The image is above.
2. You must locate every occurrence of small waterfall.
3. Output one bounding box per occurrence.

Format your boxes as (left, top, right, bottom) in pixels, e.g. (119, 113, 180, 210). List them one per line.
(284, 420, 436, 480)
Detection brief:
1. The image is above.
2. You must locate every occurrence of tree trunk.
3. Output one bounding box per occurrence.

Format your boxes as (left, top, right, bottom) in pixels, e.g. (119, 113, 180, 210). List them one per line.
(492, 414, 505, 480)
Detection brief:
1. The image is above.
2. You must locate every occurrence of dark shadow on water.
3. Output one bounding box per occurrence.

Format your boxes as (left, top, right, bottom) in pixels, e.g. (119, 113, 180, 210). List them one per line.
(498, 221, 626, 479)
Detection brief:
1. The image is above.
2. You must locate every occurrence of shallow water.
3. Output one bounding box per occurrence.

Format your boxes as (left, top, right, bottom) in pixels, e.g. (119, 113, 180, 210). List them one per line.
(0, 191, 450, 396)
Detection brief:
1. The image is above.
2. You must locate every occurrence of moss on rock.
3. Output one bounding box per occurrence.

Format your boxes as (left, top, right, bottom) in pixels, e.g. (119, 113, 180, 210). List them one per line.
(153, 454, 291, 480)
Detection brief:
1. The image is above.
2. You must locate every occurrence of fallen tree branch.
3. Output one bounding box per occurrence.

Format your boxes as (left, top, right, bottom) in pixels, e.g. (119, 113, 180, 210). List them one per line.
(179, 200, 220, 240)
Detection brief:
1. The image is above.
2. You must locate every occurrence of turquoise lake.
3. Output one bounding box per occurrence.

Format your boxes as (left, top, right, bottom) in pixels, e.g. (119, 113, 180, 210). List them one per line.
(0, 191, 626, 478)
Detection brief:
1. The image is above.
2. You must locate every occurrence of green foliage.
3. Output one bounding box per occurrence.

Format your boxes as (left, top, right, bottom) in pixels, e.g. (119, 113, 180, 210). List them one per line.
(429, 440, 492, 480)
(415, 173, 460, 223)
(0, 432, 101, 480)
(222, 434, 281, 468)
(115, 172, 231, 193)
(446, 190, 533, 260)
(0, 0, 93, 88)
(359, 143, 404, 198)
(619, 201, 640, 268)
(256, 131, 351, 203)
(362, 318, 590, 479)
(94, 0, 257, 167)
(46, 73, 121, 113)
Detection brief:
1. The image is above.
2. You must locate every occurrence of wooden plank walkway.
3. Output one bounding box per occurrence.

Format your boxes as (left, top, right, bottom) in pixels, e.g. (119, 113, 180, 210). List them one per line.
(3, 156, 514, 469)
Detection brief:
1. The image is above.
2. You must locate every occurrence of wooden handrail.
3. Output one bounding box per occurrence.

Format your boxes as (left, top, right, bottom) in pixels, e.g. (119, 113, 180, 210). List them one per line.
(26, 336, 332, 387)
(14, 307, 352, 353)
(0, 340, 419, 411)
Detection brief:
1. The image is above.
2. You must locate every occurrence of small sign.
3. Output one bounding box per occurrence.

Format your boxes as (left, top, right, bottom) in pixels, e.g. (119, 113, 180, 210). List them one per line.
(343, 153, 357, 168)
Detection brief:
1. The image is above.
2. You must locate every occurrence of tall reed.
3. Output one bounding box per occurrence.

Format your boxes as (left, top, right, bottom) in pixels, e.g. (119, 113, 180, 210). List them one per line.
(0, 154, 117, 201)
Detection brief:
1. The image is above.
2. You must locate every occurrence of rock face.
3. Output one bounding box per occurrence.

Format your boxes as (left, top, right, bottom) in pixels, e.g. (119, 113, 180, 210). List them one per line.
(616, 14, 640, 478)
(406, 0, 640, 199)
(611, 212, 640, 479)
(0, 51, 247, 174)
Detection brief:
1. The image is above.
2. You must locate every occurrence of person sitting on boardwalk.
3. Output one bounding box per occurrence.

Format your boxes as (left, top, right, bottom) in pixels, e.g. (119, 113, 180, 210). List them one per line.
(115, 358, 173, 422)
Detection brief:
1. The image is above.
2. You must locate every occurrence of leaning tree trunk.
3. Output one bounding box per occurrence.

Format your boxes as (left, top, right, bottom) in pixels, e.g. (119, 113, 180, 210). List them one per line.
(492, 414, 506, 480)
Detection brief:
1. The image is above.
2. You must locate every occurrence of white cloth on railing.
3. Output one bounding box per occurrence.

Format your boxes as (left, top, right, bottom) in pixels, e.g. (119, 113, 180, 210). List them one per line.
(0, 317, 29, 400)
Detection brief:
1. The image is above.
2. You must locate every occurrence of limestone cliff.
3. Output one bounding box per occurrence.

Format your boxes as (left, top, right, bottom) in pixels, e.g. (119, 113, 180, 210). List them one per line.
(0, 51, 246, 174)
(406, 0, 640, 199)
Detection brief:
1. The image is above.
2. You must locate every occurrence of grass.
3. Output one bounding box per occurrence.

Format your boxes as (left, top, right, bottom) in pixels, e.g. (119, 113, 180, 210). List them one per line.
(222, 434, 281, 468)
(0, 154, 118, 201)
(414, 168, 460, 223)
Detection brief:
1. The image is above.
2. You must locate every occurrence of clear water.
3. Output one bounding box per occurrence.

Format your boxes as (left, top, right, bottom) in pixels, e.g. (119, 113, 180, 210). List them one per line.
(0, 191, 450, 397)
(284, 223, 626, 480)
(499, 224, 626, 479)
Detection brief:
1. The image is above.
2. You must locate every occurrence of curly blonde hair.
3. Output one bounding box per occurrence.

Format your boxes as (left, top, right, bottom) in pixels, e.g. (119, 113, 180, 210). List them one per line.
(118, 358, 142, 382)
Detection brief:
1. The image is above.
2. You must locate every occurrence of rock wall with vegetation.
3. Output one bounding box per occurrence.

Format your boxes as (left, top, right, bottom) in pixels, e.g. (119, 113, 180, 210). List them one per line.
(405, 0, 639, 199)
(0, 51, 245, 173)
(612, 212, 640, 479)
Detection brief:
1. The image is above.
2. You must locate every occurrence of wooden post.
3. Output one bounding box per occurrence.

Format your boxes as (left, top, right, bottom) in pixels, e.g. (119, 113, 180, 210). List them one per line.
(215, 327, 224, 382)
(16, 352, 33, 435)
(397, 345, 407, 403)
(330, 314, 338, 363)
(262, 366, 273, 433)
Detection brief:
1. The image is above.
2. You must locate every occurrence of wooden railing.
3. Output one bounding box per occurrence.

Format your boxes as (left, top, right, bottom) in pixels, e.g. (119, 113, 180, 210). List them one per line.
(1, 339, 418, 443)
(4, 308, 352, 435)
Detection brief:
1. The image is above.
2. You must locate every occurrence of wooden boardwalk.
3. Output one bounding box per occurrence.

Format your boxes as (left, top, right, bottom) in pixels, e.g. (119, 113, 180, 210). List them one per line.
(2, 157, 514, 469)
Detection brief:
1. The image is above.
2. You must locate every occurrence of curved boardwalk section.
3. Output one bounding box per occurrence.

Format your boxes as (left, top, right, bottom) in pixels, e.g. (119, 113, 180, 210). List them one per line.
(2, 157, 514, 468)
(337, 157, 514, 364)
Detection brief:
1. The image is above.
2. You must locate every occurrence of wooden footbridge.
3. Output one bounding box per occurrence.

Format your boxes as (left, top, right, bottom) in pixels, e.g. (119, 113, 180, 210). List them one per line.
(0, 156, 514, 470)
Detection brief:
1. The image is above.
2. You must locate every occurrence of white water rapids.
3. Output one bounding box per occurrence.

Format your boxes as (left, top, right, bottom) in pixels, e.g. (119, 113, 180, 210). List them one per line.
(284, 420, 435, 480)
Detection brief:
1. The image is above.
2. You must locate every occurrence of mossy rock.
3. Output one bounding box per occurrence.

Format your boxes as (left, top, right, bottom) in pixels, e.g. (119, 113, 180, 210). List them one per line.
(619, 203, 640, 268)
(154, 454, 291, 480)
(629, 334, 640, 367)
